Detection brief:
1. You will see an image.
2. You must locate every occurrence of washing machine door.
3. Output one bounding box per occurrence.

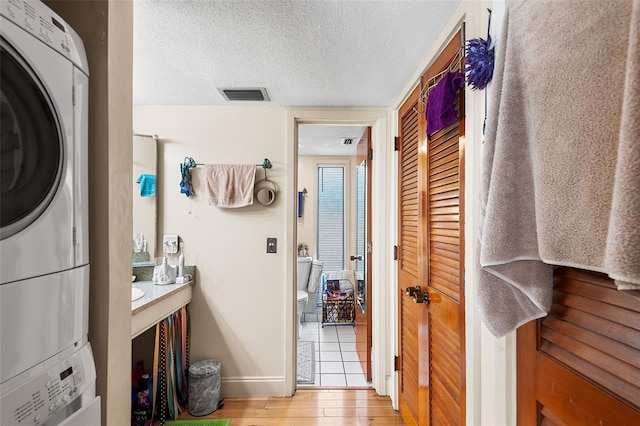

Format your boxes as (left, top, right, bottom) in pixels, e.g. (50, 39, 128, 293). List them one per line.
(1, 44, 63, 239)
(0, 16, 76, 285)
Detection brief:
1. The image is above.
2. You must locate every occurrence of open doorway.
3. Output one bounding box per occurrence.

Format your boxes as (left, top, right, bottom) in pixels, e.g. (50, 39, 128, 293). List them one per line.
(296, 124, 373, 388)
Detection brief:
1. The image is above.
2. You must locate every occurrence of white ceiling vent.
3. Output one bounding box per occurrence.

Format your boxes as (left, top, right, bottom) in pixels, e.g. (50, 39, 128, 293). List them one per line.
(217, 87, 270, 102)
(341, 137, 358, 146)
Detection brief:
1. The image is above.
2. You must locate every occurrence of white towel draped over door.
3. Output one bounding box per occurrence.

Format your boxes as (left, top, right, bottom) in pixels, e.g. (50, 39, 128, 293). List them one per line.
(205, 164, 256, 208)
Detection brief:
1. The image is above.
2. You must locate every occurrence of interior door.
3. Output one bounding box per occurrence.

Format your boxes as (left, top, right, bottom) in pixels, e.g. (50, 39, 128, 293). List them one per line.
(398, 84, 425, 425)
(354, 127, 372, 382)
(421, 30, 466, 425)
(517, 267, 640, 425)
(398, 29, 466, 425)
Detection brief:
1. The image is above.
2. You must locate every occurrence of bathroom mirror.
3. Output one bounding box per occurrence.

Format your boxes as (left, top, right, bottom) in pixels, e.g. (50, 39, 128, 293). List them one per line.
(132, 134, 157, 261)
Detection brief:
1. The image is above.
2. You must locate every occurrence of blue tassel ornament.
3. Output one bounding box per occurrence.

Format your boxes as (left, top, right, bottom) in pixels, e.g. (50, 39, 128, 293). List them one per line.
(180, 157, 196, 197)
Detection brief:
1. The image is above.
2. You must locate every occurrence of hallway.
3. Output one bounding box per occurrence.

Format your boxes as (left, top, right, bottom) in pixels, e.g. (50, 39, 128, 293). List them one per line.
(179, 388, 402, 425)
(298, 320, 371, 388)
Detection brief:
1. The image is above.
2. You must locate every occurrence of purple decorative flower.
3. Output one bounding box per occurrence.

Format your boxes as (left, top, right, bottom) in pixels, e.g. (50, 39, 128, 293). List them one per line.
(464, 36, 495, 90)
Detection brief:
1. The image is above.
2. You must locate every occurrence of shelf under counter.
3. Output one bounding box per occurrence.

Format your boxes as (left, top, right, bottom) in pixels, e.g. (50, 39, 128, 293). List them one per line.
(131, 279, 194, 339)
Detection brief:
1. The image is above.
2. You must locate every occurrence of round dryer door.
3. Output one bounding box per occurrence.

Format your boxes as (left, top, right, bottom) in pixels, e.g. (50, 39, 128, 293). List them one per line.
(0, 42, 63, 240)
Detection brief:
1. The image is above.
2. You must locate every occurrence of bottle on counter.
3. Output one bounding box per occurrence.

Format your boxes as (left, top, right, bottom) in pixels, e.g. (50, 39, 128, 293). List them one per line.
(178, 242, 184, 278)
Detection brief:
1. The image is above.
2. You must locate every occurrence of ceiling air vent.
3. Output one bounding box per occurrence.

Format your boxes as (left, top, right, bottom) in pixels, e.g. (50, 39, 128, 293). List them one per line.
(218, 87, 270, 102)
(341, 137, 358, 146)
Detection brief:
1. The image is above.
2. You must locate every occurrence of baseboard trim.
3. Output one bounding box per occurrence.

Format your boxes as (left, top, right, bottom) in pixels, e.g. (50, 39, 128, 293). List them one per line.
(221, 376, 286, 397)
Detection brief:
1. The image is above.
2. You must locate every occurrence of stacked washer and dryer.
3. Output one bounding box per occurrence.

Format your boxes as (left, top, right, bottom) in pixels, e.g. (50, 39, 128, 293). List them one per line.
(0, 0, 100, 424)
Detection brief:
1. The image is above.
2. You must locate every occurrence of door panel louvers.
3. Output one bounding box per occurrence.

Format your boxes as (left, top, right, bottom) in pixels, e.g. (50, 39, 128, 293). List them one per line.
(427, 90, 462, 302)
(540, 268, 640, 408)
(402, 295, 421, 420)
(399, 102, 420, 278)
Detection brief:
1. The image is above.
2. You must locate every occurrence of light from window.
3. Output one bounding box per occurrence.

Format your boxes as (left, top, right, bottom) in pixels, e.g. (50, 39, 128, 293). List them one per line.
(317, 166, 344, 271)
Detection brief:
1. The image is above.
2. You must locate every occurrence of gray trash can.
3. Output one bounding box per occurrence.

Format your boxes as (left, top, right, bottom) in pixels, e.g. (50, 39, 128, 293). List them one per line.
(188, 359, 221, 416)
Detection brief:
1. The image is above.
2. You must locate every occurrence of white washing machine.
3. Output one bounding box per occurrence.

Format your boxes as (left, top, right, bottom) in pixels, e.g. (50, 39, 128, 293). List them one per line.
(0, 1, 98, 424)
(0, 342, 100, 426)
(1, 0, 89, 284)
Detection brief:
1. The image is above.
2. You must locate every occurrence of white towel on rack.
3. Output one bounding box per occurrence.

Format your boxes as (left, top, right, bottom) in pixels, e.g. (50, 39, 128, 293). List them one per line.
(307, 261, 324, 293)
(205, 164, 256, 208)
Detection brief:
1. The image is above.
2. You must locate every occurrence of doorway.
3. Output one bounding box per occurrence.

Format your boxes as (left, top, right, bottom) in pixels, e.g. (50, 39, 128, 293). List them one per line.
(296, 124, 372, 388)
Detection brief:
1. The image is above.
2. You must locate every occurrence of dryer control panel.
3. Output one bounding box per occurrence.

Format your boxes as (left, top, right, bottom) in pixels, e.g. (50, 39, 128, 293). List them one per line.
(0, 343, 96, 425)
(1, 0, 89, 73)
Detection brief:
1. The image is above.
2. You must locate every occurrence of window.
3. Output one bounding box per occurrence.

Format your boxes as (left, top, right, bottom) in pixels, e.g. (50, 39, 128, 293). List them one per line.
(316, 166, 344, 271)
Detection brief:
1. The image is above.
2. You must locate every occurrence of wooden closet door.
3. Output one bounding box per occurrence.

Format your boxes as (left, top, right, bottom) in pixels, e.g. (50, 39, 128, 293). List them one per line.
(398, 29, 465, 425)
(398, 84, 426, 426)
(354, 127, 372, 382)
(517, 268, 640, 425)
(421, 30, 466, 425)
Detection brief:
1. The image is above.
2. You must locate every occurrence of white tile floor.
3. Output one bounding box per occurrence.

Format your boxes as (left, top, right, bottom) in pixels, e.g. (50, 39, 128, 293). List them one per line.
(298, 320, 372, 388)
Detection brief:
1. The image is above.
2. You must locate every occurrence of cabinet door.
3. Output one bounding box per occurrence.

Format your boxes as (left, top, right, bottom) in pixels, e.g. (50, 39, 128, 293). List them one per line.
(517, 267, 640, 425)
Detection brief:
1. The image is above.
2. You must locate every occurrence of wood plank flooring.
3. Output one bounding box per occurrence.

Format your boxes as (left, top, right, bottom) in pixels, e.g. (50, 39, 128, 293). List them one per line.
(178, 389, 404, 425)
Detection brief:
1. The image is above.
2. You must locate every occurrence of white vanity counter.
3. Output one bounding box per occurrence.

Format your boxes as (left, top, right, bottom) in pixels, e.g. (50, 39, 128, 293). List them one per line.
(131, 279, 193, 339)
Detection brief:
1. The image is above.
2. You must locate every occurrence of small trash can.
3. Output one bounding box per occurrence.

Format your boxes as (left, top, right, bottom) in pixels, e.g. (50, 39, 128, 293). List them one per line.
(188, 359, 221, 416)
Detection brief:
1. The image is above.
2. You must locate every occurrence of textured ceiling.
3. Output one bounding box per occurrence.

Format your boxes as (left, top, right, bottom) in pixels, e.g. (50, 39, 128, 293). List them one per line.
(133, 0, 461, 107)
(298, 125, 367, 156)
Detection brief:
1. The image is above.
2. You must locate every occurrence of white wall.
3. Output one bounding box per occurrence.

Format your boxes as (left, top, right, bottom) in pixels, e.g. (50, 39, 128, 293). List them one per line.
(46, 1, 134, 424)
(134, 106, 391, 398)
(296, 156, 315, 255)
(134, 105, 289, 396)
(297, 155, 357, 267)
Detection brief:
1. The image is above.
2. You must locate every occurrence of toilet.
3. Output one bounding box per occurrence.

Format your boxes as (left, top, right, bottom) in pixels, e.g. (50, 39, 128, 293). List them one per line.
(296, 256, 312, 339)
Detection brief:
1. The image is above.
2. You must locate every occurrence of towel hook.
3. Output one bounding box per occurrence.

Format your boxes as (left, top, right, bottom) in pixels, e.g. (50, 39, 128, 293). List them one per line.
(258, 158, 272, 169)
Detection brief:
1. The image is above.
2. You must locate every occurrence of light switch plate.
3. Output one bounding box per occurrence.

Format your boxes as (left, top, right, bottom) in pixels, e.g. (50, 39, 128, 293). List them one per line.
(163, 234, 179, 254)
(267, 237, 277, 253)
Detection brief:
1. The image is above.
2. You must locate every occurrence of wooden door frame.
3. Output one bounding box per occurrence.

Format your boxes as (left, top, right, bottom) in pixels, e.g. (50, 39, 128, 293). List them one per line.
(286, 109, 390, 396)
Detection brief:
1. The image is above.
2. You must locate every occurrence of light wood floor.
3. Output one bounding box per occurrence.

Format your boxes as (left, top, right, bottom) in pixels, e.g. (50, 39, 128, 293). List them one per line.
(179, 388, 404, 425)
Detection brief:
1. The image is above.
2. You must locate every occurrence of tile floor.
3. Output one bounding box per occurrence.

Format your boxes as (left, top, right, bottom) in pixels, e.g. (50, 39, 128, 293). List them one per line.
(298, 320, 372, 388)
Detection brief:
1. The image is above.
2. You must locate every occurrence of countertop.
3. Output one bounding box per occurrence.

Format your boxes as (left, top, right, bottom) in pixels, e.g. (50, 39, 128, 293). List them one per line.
(131, 279, 193, 314)
(131, 277, 194, 339)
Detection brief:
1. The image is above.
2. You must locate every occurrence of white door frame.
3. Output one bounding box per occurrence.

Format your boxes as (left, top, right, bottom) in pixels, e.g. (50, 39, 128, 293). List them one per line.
(285, 108, 393, 396)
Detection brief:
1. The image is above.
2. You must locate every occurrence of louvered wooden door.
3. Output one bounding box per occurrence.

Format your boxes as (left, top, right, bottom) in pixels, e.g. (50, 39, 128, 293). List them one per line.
(398, 30, 465, 425)
(517, 267, 640, 424)
(398, 84, 425, 426)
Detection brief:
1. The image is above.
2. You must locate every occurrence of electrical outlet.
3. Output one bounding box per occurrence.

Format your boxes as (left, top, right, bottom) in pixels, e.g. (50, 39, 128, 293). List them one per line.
(163, 234, 179, 254)
(266, 237, 277, 253)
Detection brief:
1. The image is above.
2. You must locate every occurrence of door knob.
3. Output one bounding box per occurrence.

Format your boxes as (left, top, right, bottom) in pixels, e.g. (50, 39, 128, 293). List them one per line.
(413, 291, 430, 305)
(350, 255, 363, 261)
(405, 286, 420, 296)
